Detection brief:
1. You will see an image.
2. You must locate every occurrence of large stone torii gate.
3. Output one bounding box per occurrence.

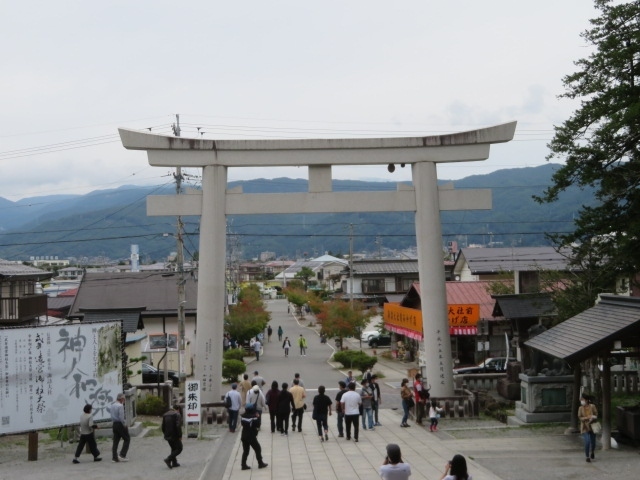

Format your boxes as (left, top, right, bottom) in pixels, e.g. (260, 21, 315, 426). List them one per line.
(119, 121, 516, 402)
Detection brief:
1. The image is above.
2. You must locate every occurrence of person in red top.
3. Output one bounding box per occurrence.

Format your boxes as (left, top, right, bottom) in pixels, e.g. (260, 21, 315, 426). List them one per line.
(413, 373, 427, 426)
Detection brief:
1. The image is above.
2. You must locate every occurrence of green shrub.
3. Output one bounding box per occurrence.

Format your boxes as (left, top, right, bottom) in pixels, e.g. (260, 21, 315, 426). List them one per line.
(137, 395, 167, 416)
(223, 348, 246, 361)
(222, 359, 246, 383)
(333, 350, 377, 373)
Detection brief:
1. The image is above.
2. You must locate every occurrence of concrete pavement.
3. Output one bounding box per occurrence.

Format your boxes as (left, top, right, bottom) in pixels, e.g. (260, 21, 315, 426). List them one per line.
(2, 300, 639, 479)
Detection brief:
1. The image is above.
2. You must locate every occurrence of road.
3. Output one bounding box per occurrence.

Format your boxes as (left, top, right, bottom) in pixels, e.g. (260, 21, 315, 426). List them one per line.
(252, 298, 346, 396)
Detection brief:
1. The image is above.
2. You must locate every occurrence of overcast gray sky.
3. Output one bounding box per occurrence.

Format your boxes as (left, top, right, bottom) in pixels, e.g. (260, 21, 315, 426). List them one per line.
(1, 1, 598, 201)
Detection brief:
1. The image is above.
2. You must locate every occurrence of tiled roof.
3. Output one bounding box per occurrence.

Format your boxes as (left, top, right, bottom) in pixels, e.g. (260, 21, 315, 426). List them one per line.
(82, 309, 144, 334)
(446, 281, 504, 320)
(526, 295, 640, 364)
(455, 247, 574, 274)
(311, 254, 348, 265)
(401, 281, 504, 321)
(352, 260, 418, 275)
(0, 259, 53, 279)
(47, 296, 75, 310)
(492, 294, 556, 319)
(69, 272, 198, 318)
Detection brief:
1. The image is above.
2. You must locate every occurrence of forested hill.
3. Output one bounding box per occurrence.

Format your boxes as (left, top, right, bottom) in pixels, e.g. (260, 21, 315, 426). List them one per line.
(0, 164, 594, 262)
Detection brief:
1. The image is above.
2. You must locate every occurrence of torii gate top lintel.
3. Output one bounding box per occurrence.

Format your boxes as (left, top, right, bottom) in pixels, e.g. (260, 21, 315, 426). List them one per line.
(118, 121, 516, 168)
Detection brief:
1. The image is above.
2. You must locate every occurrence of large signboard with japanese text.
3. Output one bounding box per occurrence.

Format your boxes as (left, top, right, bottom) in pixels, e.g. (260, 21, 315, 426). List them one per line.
(0, 321, 122, 435)
(383, 303, 423, 340)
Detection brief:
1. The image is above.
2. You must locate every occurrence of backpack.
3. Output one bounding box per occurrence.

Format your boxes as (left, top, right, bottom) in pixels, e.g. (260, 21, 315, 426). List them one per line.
(225, 394, 232, 409)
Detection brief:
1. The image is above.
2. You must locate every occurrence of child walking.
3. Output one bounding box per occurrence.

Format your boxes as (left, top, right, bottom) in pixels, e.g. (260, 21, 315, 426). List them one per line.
(429, 400, 443, 432)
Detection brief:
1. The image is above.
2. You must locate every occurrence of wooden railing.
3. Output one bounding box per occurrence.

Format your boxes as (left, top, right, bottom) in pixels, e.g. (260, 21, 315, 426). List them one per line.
(0, 294, 48, 323)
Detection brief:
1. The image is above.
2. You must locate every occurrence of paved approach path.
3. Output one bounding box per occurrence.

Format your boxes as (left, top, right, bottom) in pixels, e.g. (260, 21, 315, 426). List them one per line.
(2, 299, 639, 479)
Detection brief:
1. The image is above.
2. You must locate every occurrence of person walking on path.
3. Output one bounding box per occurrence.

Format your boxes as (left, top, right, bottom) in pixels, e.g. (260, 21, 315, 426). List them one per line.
(344, 370, 356, 386)
(298, 334, 308, 356)
(246, 384, 267, 414)
(265, 381, 281, 433)
(72, 404, 101, 464)
(292, 372, 305, 388)
(290, 378, 306, 432)
(282, 336, 291, 357)
(252, 371, 266, 388)
(400, 378, 413, 428)
(439, 454, 471, 480)
(312, 385, 333, 442)
(240, 374, 252, 406)
(240, 404, 268, 470)
(267, 325, 273, 342)
(578, 393, 598, 462)
(360, 378, 375, 430)
(379, 443, 411, 480)
(108, 393, 130, 462)
(276, 382, 294, 435)
(253, 338, 262, 361)
(161, 404, 183, 469)
(225, 383, 242, 433)
(341, 382, 362, 442)
(277, 325, 283, 341)
(413, 373, 427, 426)
(429, 400, 444, 432)
(363, 367, 373, 384)
(335, 381, 347, 438)
(371, 374, 382, 426)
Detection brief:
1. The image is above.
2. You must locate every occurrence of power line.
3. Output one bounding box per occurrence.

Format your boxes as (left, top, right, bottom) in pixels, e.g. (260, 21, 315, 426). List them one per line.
(0, 229, 573, 249)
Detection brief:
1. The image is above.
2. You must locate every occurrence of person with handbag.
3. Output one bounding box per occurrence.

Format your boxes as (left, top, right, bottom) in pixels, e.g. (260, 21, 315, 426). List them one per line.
(400, 378, 413, 428)
(578, 393, 598, 462)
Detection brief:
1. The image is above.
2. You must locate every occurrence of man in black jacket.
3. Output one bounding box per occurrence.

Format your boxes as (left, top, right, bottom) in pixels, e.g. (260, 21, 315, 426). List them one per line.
(240, 404, 268, 470)
(161, 404, 183, 469)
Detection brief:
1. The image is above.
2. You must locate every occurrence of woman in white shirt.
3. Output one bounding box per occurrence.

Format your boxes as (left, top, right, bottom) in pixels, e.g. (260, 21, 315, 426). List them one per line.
(379, 443, 411, 480)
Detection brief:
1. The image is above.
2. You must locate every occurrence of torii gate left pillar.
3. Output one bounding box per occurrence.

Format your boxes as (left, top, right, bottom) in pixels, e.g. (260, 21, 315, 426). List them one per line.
(119, 122, 516, 403)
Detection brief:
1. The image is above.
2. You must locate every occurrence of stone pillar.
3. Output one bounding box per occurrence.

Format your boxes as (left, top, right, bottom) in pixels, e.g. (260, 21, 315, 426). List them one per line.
(413, 161, 454, 397)
(196, 165, 227, 403)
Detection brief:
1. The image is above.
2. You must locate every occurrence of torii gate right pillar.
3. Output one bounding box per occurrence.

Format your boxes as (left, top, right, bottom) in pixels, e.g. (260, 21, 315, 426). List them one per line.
(413, 161, 454, 396)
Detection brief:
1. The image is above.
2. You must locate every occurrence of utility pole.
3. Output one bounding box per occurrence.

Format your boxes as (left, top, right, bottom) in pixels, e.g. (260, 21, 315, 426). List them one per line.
(349, 223, 354, 308)
(172, 114, 187, 429)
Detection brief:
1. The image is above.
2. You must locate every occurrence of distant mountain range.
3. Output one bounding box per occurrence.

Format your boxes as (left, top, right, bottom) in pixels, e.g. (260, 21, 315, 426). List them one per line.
(0, 164, 595, 263)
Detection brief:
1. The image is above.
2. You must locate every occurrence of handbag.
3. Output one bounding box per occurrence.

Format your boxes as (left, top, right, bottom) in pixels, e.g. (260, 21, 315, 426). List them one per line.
(406, 397, 415, 408)
(590, 421, 602, 434)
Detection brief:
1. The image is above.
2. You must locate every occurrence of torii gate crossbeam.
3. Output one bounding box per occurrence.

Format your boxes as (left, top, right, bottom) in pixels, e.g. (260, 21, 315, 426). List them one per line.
(119, 122, 516, 403)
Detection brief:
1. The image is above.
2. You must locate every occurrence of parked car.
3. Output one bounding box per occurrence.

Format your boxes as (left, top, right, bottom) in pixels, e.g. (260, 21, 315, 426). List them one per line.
(141, 362, 180, 387)
(368, 334, 391, 348)
(360, 329, 380, 342)
(453, 357, 513, 375)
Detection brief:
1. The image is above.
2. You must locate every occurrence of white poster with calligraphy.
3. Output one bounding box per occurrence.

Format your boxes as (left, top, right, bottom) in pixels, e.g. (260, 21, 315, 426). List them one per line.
(0, 321, 122, 435)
